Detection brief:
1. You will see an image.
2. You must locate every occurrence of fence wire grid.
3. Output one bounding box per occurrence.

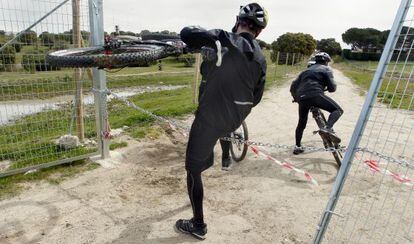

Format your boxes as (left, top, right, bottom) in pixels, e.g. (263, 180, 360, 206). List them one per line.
(0, 0, 99, 177)
(315, 0, 414, 243)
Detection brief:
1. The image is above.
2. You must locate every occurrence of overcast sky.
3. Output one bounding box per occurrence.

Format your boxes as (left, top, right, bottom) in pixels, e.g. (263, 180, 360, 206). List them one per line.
(103, 0, 401, 47)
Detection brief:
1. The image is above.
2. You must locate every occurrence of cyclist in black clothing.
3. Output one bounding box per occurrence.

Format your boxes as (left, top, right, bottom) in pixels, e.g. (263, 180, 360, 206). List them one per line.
(175, 3, 268, 240)
(290, 52, 343, 155)
(198, 57, 232, 171)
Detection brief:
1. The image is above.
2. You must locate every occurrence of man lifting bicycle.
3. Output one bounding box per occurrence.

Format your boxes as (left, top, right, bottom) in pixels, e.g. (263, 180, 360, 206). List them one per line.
(290, 52, 343, 155)
(175, 3, 268, 240)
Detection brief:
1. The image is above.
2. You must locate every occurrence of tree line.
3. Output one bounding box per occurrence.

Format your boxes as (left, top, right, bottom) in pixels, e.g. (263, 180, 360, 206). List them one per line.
(264, 26, 412, 62)
(0, 26, 407, 72)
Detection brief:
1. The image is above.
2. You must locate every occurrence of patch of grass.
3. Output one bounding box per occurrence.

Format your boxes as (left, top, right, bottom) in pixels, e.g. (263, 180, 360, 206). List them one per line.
(109, 141, 128, 150)
(0, 107, 97, 164)
(334, 61, 414, 110)
(108, 87, 196, 140)
(0, 159, 99, 200)
(0, 53, 194, 102)
(107, 72, 192, 88)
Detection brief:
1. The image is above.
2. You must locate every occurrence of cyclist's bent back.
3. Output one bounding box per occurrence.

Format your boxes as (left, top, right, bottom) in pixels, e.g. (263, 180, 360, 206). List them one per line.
(290, 52, 343, 154)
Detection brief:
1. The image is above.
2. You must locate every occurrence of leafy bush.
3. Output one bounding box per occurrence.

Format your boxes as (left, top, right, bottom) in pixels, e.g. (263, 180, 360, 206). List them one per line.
(22, 50, 60, 72)
(19, 30, 38, 45)
(317, 38, 342, 56)
(0, 45, 16, 71)
(52, 40, 70, 50)
(13, 43, 22, 53)
(342, 49, 381, 61)
(271, 32, 317, 57)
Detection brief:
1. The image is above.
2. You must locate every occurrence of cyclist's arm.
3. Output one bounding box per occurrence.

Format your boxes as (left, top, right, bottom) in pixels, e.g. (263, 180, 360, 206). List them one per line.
(325, 69, 337, 92)
(290, 74, 301, 100)
(180, 26, 235, 51)
(253, 63, 266, 106)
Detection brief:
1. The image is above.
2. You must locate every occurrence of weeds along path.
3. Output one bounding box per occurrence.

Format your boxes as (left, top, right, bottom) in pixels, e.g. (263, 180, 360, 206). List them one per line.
(0, 68, 365, 243)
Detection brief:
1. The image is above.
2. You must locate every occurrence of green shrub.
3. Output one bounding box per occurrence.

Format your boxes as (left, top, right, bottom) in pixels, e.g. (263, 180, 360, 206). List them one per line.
(13, 43, 22, 53)
(342, 49, 382, 61)
(0, 45, 16, 71)
(22, 50, 60, 72)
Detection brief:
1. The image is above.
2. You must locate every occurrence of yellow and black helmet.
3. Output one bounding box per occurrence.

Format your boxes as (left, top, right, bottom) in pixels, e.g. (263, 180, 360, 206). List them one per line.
(238, 3, 268, 28)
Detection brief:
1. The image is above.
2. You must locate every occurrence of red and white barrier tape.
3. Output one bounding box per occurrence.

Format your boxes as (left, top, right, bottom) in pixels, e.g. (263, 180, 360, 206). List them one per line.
(250, 146, 318, 186)
(364, 159, 413, 187)
(108, 90, 319, 185)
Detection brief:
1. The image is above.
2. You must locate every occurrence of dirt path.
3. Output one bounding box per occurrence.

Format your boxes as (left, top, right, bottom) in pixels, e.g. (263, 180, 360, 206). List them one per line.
(0, 69, 366, 244)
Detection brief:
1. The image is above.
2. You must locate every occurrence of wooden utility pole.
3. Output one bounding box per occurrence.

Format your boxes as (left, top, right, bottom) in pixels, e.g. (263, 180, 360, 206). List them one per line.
(192, 53, 202, 104)
(274, 51, 280, 79)
(72, 0, 84, 140)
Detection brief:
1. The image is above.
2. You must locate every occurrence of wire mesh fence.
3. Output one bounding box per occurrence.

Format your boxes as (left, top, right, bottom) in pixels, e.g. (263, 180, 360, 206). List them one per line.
(314, 0, 414, 242)
(0, 0, 99, 177)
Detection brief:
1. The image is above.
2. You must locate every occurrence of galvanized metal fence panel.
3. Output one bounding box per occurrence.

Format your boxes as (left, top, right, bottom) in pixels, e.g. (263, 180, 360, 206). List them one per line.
(314, 0, 414, 243)
(0, 0, 101, 177)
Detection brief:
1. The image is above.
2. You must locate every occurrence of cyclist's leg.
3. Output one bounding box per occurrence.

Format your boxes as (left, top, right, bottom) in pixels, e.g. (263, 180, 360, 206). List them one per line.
(220, 136, 232, 170)
(184, 118, 219, 229)
(220, 136, 231, 159)
(187, 169, 205, 225)
(314, 94, 343, 129)
(220, 135, 231, 159)
(295, 101, 311, 147)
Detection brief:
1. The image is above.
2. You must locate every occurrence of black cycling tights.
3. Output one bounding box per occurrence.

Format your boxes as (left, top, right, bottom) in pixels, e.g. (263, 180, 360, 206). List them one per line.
(187, 170, 204, 225)
(296, 94, 343, 147)
(220, 134, 231, 159)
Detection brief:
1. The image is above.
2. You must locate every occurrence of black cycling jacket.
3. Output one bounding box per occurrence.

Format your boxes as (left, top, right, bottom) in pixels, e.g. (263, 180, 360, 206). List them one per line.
(290, 64, 336, 102)
(181, 26, 266, 132)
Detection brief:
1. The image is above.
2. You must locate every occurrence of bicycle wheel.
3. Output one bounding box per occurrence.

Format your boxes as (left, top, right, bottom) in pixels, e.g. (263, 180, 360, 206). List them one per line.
(324, 136, 342, 168)
(230, 121, 249, 162)
(312, 107, 342, 168)
(47, 44, 167, 68)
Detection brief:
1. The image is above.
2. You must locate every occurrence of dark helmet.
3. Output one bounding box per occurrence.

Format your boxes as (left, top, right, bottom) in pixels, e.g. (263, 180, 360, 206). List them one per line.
(237, 3, 268, 29)
(314, 52, 332, 63)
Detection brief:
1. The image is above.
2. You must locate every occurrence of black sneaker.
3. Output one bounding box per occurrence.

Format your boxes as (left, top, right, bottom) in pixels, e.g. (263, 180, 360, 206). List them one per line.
(319, 128, 341, 144)
(293, 146, 305, 155)
(175, 219, 207, 240)
(222, 157, 232, 171)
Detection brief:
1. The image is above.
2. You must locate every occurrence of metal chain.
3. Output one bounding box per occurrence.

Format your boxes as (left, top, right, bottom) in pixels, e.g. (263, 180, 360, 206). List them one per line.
(355, 148, 414, 170)
(100, 89, 414, 169)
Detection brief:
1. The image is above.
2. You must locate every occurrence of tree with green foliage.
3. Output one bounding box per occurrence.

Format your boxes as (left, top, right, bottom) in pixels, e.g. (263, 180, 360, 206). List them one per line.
(256, 39, 269, 49)
(140, 30, 151, 36)
(317, 38, 342, 55)
(270, 32, 316, 63)
(19, 30, 38, 45)
(271, 32, 316, 55)
(342, 27, 382, 52)
(39, 31, 55, 46)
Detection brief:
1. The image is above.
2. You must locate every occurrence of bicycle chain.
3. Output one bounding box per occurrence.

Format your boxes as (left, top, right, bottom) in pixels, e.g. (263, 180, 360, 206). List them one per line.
(99, 89, 414, 169)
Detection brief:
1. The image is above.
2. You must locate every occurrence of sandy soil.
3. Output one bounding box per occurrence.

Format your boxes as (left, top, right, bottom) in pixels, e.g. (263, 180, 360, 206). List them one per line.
(0, 69, 367, 244)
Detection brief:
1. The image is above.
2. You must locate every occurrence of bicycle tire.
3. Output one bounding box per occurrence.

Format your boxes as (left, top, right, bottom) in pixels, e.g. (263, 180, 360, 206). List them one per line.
(311, 107, 342, 168)
(46, 44, 167, 68)
(230, 121, 249, 162)
(324, 137, 342, 168)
